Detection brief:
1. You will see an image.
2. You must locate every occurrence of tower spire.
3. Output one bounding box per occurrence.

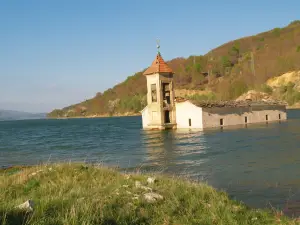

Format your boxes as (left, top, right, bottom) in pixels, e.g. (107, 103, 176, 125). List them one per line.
(156, 39, 160, 55)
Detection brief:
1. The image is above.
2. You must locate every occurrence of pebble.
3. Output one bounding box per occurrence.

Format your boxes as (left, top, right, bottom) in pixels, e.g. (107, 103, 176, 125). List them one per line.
(144, 192, 164, 203)
(147, 177, 156, 184)
(16, 200, 34, 212)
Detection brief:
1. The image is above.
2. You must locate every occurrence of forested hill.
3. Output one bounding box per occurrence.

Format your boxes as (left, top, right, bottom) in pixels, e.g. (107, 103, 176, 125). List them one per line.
(48, 20, 300, 118)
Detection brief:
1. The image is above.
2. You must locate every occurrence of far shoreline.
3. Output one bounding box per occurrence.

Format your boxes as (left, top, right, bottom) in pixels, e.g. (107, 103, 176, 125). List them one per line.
(47, 113, 141, 120)
(47, 107, 300, 119)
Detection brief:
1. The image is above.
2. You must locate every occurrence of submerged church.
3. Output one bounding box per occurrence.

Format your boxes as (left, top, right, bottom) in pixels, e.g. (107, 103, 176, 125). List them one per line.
(141, 48, 287, 130)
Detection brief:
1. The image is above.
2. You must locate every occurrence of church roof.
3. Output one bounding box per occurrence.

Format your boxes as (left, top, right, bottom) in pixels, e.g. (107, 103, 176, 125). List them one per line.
(143, 53, 173, 75)
(175, 97, 287, 108)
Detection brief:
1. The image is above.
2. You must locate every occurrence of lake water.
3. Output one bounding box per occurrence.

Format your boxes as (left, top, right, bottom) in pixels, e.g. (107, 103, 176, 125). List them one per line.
(1, 110, 300, 216)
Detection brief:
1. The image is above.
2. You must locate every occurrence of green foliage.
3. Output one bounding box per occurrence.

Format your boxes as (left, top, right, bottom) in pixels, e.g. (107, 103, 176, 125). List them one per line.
(289, 20, 300, 26)
(119, 95, 146, 113)
(185, 65, 191, 72)
(278, 82, 300, 105)
(221, 56, 232, 69)
(297, 46, 300, 52)
(195, 63, 202, 72)
(256, 45, 263, 51)
(188, 93, 216, 101)
(259, 84, 273, 94)
(229, 79, 248, 99)
(259, 37, 265, 42)
(0, 163, 294, 225)
(24, 179, 40, 193)
(272, 28, 281, 37)
(279, 85, 288, 94)
(230, 42, 240, 56)
(48, 109, 64, 118)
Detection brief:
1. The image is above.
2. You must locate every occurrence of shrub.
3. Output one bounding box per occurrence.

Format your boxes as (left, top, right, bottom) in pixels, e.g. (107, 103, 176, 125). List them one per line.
(229, 79, 248, 99)
(297, 46, 300, 52)
(259, 84, 273, 94)
(286, 90, 300, 105)
(230, 42, 240, 57)
(188, 93, 216, 101)
(221, 56, 232, 69)
(195, 63, 202, 72)
(278, 82, 300, 105)
(272, 28, 281, 37)
(289, 20, 300, 26)
(279, 85, 288, 94)
(118, 95, 146, 113)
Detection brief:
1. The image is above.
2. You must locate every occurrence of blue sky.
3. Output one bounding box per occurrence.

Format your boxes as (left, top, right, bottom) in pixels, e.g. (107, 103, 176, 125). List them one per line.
(0, 0, 299, 113)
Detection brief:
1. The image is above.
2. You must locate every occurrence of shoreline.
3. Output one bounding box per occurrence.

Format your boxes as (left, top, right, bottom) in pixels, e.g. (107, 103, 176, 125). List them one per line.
(47, 113, 141, 119)
(0, 163, 296, 224)
(47, 107, 300, 119)
(287, 106, 300, 109)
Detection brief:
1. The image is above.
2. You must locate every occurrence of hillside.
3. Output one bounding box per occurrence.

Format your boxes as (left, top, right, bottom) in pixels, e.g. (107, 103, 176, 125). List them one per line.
(0, 110, 46, 121)
(48, 20, 300, 118)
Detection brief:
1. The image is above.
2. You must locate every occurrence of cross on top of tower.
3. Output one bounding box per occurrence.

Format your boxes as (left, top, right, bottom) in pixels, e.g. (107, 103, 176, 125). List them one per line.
(156, 39, 160, 54)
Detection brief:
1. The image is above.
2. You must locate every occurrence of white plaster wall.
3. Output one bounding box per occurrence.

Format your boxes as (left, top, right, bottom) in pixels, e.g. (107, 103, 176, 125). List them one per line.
(141, 106, 149, 128)
(175, 101, 203, 128)
(202, 107, 287, 128)
(145, 74, 162, 125)
(145, 73, 176, 127)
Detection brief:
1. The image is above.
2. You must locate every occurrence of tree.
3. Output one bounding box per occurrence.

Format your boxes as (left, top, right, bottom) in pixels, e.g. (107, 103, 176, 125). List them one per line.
(230, 42, 240, 57)
(108, 99, 120, 116)
(221, 56, 232, 69)
(194, 63, 202, 73)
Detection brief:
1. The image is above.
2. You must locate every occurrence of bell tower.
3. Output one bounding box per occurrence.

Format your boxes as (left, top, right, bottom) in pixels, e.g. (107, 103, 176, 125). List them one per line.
(142, 41, 176, 129)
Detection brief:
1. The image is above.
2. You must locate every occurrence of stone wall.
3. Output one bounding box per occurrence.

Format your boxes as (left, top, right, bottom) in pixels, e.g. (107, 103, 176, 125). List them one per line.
(202, 105, 287, 128)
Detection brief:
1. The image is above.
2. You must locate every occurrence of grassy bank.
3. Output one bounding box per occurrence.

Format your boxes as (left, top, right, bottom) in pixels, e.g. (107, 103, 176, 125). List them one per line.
(0, 164, 297, 225)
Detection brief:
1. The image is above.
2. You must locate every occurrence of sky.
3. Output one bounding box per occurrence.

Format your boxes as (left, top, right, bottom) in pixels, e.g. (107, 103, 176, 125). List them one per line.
(0, 0, 299, 113)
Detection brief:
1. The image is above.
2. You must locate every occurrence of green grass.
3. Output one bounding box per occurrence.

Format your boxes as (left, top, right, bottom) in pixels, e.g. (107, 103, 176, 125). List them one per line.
(0, 164, 297, 225)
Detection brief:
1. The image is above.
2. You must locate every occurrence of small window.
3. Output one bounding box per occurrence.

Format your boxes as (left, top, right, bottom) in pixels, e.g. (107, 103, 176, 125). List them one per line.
(279, 114, 281, 120)
(245, 116, 248, 123)
(151, 84, 157, 102)
(220, 118, 223, 126)
(189, 118, 192, 127)
(266, 115, 268, 121)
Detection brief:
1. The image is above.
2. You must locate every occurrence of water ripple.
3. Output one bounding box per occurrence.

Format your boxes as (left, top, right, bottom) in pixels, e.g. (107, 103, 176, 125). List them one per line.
(1, 111, 300, 216)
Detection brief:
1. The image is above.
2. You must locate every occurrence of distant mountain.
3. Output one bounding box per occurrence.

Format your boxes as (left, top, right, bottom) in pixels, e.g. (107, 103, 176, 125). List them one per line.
(0, 110, 46, 121)
(48, 20, 300, 118)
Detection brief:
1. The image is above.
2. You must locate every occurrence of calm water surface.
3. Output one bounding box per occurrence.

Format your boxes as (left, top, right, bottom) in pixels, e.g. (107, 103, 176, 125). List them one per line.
(1, 110, 300, 216)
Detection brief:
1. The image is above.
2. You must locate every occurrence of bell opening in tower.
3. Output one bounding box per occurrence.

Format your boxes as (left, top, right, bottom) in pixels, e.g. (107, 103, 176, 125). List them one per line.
(162, 83, 171, 104)
(164, 110, 170, 124)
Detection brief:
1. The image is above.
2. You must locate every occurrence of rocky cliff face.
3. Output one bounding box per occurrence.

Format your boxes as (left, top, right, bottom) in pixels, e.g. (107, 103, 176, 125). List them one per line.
(267, 71, 300, 91)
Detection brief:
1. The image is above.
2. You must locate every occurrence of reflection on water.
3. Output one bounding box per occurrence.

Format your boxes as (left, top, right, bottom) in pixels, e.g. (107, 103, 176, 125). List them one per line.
(141, 130, 209, 178)
(1, 110, 300, 216)
(140, 111, 300, 217)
